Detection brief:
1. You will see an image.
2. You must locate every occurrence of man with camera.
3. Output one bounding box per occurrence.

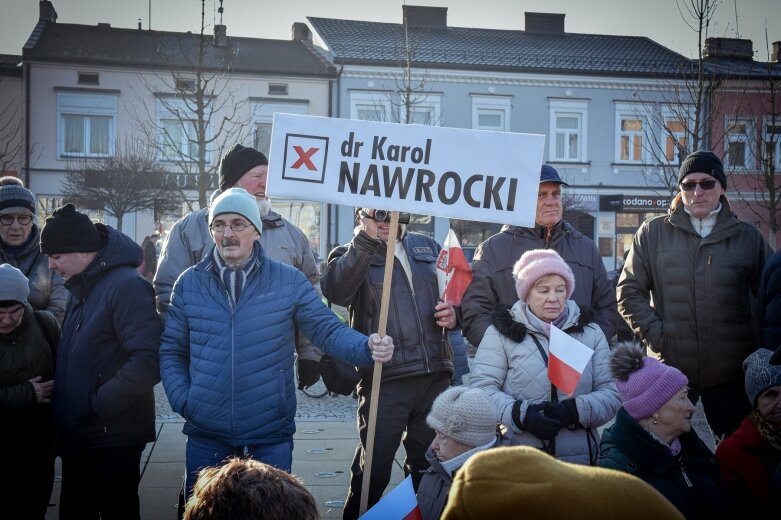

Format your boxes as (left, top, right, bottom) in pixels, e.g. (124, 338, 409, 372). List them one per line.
(321, 208, 457, 520)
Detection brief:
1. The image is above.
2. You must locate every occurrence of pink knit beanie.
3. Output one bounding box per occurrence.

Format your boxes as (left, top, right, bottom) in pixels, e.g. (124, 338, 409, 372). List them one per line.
(610, 342, 689, 420)
(512, 249, 575, 302)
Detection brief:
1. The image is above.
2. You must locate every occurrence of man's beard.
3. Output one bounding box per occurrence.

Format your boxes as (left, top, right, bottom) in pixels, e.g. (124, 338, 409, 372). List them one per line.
(257, 198, 271, 217)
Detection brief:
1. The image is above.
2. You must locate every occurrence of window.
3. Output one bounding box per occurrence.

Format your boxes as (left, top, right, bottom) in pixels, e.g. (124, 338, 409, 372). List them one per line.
(615, 103, 648, 163)
(268, 83, 288, 95)
(663, 118, 688, 164)
(57, 93, 116, 158)
(764, 120, 781, 171)
(157, 98, 206, 163)
(77, 72, 99, 85)
(725, 117, 754, 170)
(472, 95, 512, 131)
(250, 101, 309, 156)
(175, 78, 195, 91)
(549, 99, 588, 162)
(399, 94, 441, 126)
(349, 92, 391, 122)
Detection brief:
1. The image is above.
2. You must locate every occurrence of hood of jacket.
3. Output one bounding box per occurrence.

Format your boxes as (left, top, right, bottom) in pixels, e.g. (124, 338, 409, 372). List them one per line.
(500, 220, 583, 244)
(491, 300, 594, 342)
(64, 224, 142, 299)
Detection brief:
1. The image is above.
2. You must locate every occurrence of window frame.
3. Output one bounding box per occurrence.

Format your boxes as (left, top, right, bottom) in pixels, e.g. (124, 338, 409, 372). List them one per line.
(471, 95, 512, 132)
(763, 117, 781, 172)
(399, 94, 441, 126)
(349, 91, 392, 122)
(56, 92, 116, 158)
(614, 103, 649, 164)
(250, 101, 309, 156)
(724, 115, 755, 171)
(156, 97, 207, 164)
(549, 99, 588, 162)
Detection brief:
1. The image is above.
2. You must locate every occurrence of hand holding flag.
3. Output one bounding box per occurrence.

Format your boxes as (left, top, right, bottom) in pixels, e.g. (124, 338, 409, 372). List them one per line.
(548, 325, 594, 396)
(435, 229, 473, 306)
(359, 475, 422, 520)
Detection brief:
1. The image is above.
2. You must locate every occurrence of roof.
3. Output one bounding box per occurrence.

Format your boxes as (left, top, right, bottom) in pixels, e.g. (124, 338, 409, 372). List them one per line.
(22, 22, 336, 78)
(307, 17, 694, 78)
(703, 57, 781, 80)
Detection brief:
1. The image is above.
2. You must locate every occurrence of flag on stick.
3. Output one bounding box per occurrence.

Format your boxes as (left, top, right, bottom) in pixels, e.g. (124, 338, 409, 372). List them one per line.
(548, 324, 594, 396)
(359, 475, 422, 520)
(435, 229, 472, 306)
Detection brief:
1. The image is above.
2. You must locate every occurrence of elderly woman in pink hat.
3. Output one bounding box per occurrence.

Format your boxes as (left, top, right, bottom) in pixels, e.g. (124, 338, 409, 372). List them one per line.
(599, 342, 725, 517)
(468, 249, 620, 465)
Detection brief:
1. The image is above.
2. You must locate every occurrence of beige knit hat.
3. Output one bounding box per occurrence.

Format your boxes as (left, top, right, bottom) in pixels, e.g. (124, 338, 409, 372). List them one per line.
(426, 387, 496, 447)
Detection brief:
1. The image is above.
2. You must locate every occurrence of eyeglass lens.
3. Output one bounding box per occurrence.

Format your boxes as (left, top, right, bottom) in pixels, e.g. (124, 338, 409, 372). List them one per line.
(681, 180, 717, 191)
(0, 214, 33, 225)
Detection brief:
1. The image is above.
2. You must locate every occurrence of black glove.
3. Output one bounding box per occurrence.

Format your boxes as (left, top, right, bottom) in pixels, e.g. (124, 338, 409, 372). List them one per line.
(297, 359, 321, 390)
(545, 399, 580, 428)
(520, 402, 561, 441)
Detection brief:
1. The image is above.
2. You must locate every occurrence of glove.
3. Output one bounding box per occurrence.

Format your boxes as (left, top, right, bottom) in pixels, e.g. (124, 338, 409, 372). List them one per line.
(545, 399, 580, 428)
(521, 402, 561, 441)
(297, 359, 321, 390)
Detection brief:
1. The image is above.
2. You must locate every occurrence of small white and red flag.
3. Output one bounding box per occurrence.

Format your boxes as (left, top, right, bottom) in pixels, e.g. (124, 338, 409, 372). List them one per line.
(435, 229, 473, 306)
(359, 475, 422, 520)
(548, 324, 594, 396)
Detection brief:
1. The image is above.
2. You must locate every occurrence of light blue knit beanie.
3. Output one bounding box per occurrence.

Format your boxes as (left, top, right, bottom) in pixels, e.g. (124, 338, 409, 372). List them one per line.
(208, 187, 263, 235)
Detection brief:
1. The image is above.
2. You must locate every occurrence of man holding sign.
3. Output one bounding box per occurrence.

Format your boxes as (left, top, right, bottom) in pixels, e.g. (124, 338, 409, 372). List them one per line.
(468, 249, 619, 465)
(321, 208, 457, 519)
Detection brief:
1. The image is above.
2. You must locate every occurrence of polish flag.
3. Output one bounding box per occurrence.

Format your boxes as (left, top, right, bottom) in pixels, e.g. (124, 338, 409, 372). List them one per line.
(360, 475, 422, 520)
(548, 324, 594, 396)
(435, 229, 473, 306)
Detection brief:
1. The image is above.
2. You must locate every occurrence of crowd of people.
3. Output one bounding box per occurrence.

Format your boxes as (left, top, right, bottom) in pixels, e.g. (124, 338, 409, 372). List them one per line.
(1, 146, 779, 519)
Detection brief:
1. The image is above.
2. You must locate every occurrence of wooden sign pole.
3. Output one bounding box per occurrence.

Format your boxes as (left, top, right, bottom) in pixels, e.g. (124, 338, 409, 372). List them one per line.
(358, 211, 400, 516)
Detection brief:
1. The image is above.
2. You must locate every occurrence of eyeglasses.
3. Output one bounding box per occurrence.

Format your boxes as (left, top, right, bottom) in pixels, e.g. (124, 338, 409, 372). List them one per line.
(209, 221, 251, 233)
(359, 210, 411, 225)
(0, 214, 33, 226)
(680, 180, 717, 192)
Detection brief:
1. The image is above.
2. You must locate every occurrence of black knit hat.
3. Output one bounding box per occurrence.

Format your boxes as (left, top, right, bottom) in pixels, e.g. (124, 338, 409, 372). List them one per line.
(218, 144, 268, 191)
(678, 150, 727, 189)
(40, 203, 102, 254)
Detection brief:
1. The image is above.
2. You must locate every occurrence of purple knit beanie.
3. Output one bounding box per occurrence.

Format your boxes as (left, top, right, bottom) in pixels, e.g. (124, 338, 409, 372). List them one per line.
(512, 249, 575, 302)
(610, 342, 689, 420)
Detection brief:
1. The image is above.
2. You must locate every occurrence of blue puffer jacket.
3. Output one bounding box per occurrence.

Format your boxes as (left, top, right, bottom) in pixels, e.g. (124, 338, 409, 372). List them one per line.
(55, 225, 161, 451)
(160, 242, 373, 446)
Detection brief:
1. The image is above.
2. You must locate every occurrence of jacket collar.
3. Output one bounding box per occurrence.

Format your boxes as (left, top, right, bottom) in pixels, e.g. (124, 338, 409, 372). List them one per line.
(491, 301, 594, 343)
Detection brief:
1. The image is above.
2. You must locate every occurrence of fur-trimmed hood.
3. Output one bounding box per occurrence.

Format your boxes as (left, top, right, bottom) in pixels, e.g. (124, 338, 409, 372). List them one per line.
(490, 300, 596, 343)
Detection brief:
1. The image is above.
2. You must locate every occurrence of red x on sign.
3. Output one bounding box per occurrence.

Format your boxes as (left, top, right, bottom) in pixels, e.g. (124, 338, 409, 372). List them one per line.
(291, 146, 319, 170)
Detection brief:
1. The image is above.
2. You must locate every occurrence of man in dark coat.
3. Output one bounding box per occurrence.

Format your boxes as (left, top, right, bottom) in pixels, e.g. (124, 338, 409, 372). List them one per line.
(461, 165, 616, 347)
(41, 204, 162, 520)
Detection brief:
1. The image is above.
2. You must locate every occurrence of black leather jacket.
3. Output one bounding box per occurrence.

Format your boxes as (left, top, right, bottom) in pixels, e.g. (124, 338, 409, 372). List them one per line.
(321, 230, 453, 382)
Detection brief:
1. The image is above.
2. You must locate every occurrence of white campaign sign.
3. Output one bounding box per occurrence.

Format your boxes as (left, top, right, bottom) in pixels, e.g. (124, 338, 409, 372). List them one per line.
(267, 114, 545, 226)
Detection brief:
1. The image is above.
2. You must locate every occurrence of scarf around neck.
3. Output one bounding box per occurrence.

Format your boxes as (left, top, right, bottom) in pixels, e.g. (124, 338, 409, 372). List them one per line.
(211, 242, 259, 308)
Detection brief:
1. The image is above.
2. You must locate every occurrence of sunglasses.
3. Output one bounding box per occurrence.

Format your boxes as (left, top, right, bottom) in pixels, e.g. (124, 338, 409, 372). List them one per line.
(680, 180, 718, 192)
(360, 210, 411, 225)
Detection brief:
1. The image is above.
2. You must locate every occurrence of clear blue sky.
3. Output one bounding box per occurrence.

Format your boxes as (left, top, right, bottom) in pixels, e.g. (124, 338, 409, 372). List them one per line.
(2, 0, 779, 59)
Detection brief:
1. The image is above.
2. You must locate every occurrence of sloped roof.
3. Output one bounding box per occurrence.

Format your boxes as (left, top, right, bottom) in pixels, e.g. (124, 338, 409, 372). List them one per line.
(23, 22, 336, 78)
(0, 54, 23, 78)
(703, 57, 781, 79)
(308, 17, 694, 78)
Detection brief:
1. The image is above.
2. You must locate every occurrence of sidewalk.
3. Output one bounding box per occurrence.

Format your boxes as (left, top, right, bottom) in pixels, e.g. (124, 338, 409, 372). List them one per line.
(44, 378, 713, 519)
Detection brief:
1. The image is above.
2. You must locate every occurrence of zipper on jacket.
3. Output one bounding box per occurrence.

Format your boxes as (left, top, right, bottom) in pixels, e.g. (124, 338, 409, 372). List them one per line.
(397, 251, 431, 373)
(679, 462, 693, 487)
(545, 227, 552, 246)
(707, 253, 712, 266)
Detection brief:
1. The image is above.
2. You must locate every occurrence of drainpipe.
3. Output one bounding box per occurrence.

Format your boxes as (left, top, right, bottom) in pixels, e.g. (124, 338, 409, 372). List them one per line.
(24, 61, 31, 186)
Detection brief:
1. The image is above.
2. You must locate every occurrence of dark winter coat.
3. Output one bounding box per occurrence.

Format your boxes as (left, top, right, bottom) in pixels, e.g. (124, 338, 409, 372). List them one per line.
(757, 248, 781, 350)
(417, 449, 455, 520)
(1, 225, 68, 324)
(54, 225, 161, 451)
(618, 197, 770, 387)
(461, 221, 616, 347)
(599, 408, 725, 518)
(321, 230, 454, 383)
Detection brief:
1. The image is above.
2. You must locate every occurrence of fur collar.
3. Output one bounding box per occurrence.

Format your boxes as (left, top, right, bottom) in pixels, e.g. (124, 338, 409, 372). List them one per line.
(490, 304, 595, 343)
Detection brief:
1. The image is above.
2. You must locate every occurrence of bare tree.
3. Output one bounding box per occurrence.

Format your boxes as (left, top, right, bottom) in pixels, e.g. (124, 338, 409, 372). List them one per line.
(0, 61, 23, 174)
(724, 35, 781, 247)
(61, 138, 183, 233)
(634, 0, 724, 195)
(131, 0, 251, 210)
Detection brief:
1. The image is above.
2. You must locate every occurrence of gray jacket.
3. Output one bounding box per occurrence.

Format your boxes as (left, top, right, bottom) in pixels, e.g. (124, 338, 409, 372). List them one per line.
(617, 197, 770, 387)
(468, 300, 620, 465)
(1, 225, 68, 324)
(461, 221, 616, 347)
(153, 204, 322, 361)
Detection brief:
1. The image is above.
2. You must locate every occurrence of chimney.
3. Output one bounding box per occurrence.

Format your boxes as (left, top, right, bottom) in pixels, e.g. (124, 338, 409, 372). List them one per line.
(214, 24, 227, 46)
(773, 41, 780, 63)
(291, 22, 312, 42)
(704, 37, 754, 60)
(402, 5, 447, 29)
(525, 13, 565, 34)
(39, 0, 57, 23)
